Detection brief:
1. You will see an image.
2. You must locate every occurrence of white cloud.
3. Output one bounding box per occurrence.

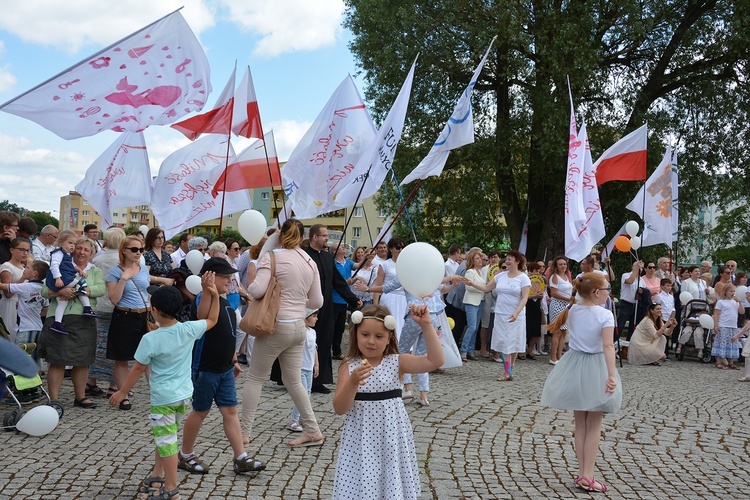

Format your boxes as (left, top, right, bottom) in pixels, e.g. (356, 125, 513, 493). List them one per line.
(220, 0, 345, 57)
(0, 1, 215, 54)
(0, 65, 17, 93)
(0, 40, 5, 55)
(266, 119, 313, 161)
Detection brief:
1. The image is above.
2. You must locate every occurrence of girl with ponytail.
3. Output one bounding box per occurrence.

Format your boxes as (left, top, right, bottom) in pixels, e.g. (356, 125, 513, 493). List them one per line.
(541, 272, 621, 493)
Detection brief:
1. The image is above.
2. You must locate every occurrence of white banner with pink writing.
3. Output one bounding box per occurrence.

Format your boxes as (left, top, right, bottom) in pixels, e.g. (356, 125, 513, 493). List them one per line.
(74, 131, 152, 227)
(282, 75, 375, 218)
(152, 134, 251, 239)
(0, 12, 210, 140)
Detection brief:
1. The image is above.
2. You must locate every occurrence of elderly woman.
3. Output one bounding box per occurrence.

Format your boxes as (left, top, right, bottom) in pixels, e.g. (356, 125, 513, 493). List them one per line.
(106, 234, 151, 411)
(143, 227, 174, 283)
(628, 303, 677, 365)
(86, 228, 126, 398)
(38, 237, 105, 408)
(241, 218, 325, 448)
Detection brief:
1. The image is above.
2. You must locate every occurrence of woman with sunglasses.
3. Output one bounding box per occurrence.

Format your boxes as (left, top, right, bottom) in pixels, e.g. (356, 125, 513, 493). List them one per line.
(714, 265, 733, 298)
(0, 237, 31, 338)
(642, 262, 661, 298)
(105, 235, 151, 411)
(143, 227, 175, 284)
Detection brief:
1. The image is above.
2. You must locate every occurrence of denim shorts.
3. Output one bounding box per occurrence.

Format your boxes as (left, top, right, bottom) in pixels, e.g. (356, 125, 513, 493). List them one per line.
(191, 368, 237, 412)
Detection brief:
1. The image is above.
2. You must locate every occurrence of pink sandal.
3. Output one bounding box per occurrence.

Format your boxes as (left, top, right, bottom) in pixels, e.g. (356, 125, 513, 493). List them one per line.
(585, 476, 609, 493)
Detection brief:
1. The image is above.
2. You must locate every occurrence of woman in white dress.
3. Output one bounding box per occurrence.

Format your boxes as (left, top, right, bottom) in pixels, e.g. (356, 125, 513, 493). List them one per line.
(0, 237, 29, 341)
(465, 250, 530, 381)
(372, 237, 408, 341)
(548, 256, 573, 365)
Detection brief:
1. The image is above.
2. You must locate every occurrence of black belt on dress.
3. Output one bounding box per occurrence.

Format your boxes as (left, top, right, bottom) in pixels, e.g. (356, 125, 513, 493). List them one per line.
(354, 389, 402, 401)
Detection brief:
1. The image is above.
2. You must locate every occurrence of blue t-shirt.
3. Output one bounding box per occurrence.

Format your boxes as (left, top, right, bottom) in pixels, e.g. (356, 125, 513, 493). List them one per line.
(332, 259, 354, 305)
(134, 319, 208, 406)
(107, 264, 151, 309)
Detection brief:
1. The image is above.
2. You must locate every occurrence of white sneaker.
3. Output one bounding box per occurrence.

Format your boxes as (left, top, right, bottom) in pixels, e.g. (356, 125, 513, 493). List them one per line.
(548, 359, 557, 366)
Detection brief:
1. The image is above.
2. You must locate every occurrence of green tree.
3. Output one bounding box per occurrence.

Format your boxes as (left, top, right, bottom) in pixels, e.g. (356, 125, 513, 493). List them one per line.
(345, 0, 750, 260)
(26, 211, 59, 230)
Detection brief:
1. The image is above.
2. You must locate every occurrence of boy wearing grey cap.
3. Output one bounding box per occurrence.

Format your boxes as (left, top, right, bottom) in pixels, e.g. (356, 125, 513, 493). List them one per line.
(179, 257, 266, 476)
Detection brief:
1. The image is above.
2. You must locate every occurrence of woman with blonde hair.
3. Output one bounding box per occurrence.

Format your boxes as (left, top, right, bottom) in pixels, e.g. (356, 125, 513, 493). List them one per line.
(106, 234, 151, 411)
(541, 272, 621, 492)
(548, 256, 573, 365)
(459, 248, 486, 361)
(241, 218, 325, 448)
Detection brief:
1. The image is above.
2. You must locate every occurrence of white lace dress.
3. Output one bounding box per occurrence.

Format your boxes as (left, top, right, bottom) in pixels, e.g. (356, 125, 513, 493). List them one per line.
(333, 354, 420, 499)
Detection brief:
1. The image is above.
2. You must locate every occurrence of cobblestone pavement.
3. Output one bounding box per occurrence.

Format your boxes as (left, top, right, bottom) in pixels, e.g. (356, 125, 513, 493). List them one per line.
(2, 349, 747, 499)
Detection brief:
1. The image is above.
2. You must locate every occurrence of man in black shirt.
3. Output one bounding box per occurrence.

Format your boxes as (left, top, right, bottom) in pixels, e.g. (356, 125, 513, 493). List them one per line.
(304, 224, 361, 393)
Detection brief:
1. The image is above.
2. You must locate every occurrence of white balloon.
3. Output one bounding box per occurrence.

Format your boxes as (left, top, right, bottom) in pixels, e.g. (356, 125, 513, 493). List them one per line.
(625, 220, 640, 237)
(238, 210, 268, 245)
(15, 405, 59, 437)
(629, 235, 641, 250)
(698, 314, 715, 330)
(185, 250, 205, 275)
(185, 275, 203, 295)
(736, 285, 748, 297)
(679, 291, 693, 304)
(396, 242, 445, 299)
(259, 232, 280, 260)
(139, 225, 149, 237)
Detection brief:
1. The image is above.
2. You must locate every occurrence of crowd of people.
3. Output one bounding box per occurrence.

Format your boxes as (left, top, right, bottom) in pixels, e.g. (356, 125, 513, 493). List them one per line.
(2, 207, 748, 498)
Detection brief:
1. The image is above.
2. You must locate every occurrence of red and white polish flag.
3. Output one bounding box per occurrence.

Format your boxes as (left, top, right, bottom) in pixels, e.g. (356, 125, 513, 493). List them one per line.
(232, 66, 264, 140)
(172, 67, 236, 140)
(594, 124, 648, 186)
(0, 11, 211, 140)
(212, 130, 280, 197)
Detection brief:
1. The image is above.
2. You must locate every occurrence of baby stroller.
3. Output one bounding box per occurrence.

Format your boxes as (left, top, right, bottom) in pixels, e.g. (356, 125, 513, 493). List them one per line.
(3, 343, 63, 431)
(676, 299, 713, 363)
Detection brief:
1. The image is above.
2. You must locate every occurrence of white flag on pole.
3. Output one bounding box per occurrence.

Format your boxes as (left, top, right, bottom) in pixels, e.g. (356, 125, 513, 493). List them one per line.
(335, 59, 416, 208)
(282, 75, 375, 218)
(671, 149, 679, 242)
(151, 135, 251, 239)
(626, 146, 675, 248)
(0, 11, 211, 140)
(400, 37, 496, 185)
(74, 131, 151, 228)
(566, 123, 606, 262)
(603, 223, 629, 258)
(564, 89, 585, 258)
(518, 217, 529, 255)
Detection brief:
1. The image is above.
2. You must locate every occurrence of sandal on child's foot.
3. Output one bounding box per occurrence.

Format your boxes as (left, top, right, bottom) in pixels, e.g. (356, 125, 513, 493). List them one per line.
(585, 477, 608, 493)
(119, 398, 132, 410)
(415, 398, 430, 407)
(288, 421, 304, 432)
(138, 476, 163, 500)
(288, 432, 324, 447)
(401, 390, 414, 400)
(573, 476, 587, 489)
(178, 452, 209, 474)
(716, 363, 728, 370)
(147, 486, 179, 499)
(728, 363, 741, 370)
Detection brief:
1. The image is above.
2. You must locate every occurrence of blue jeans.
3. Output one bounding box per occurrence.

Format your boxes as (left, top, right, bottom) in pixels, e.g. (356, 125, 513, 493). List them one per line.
(290, 369, 313, 423)
(460, 303, 483, 355)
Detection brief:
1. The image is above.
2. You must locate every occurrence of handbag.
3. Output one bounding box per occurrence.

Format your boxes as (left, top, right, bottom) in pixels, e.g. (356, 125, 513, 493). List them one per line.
(127, 267, 159, 332)
(240, 250, 281, 337)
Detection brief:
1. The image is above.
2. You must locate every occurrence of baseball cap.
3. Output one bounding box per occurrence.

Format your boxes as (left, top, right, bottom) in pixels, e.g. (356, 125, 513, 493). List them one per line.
(305, 308, 319, 318)
(200, 257, 238, 276)
(149, 285, 183, 319)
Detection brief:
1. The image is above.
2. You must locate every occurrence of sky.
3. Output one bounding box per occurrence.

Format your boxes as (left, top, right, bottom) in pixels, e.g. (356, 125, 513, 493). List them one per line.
(0, 0, 365, 217)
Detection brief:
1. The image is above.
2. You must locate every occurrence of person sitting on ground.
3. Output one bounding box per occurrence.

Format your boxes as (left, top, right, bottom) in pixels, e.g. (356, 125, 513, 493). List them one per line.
(109, 277, 221, 500)
(628, 303, 677, 366)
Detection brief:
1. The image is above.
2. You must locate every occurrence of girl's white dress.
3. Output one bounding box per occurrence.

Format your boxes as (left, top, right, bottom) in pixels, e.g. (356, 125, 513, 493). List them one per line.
(333, 354, 420, 500)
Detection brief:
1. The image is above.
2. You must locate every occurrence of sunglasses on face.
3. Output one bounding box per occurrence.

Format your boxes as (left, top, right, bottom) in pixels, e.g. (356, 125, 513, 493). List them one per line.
(128, 247, 145, 253)
(647, 266, 656, 269)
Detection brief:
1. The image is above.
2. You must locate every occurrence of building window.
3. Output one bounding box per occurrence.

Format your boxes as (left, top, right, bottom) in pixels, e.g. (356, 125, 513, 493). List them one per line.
(83, 201, 89, 205)
(353, 206, 363, 217)
(227, 214, 233, 218)
(226, 226, 233, 230)
(378, 208, 388, 217)
(113, 213, 118, 217)
(82, 220, 89, 226)
(141, 205, 148, 210)
(353, 227, 361, 238)
(82, 210, 90, 216)
(94, 211, 99, 216)
(350, 240, 357, 248)
(261, 192, 270, 200)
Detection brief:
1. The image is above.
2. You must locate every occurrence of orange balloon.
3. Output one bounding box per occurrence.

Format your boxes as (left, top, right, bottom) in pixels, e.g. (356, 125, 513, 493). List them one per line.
(614, 235, 631, 252)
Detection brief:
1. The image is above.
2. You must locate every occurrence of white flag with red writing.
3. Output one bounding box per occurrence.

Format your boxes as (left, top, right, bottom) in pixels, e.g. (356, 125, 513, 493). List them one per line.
(626, 145, 674, 248)
(564, 92, 585, 259)
(232, 66, 264, 139)
(212, 130, 280, 197)
(400, 37, 495, 185)
(151, 135, 250, 239)
(282, 75, 375, 218)
(335, 59, 416, 208)
(566, 123, 605, 262)
(602, 223, 628, 258)
(0, 11, 211, 140)
(74, 131, 151, 227)
(172, 67, 235, 140)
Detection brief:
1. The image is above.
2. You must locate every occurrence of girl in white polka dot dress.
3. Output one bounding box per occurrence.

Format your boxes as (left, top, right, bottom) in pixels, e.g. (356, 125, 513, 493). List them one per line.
(332, 304, 444, 499)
